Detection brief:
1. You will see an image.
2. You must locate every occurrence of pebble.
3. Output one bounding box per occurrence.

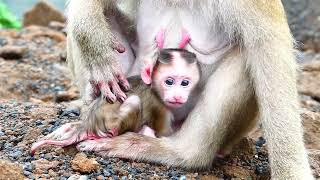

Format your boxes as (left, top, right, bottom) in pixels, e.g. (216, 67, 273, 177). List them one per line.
(112, 176, 119, 180)
(24, 155, 35, 162)
(54, 86, 64, 92)
(45, 154, 53, 160)
(23, 162, 33, 172)
(59, 108, 80, 118)
(103, 169, 112, 177)
(35, 120, 43, 126)
(0, 38, 8, 46)
(9, 149, 22, 159)
(68, 175, 88, 180)
(0, 45, 27, 59)
(24, 170, 32, 176)
(128, 168, 138, 175)
(28, 175, 35, 180)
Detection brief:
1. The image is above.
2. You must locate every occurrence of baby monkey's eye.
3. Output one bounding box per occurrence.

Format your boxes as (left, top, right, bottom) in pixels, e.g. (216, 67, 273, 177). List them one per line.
(165, 78, 174, 86)
(181, 79, 190, 87)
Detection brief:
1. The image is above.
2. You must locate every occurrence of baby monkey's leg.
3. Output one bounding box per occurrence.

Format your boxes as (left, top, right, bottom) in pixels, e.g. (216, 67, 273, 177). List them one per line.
(30, 122, 102, 155)
(31, 95, 142, 154)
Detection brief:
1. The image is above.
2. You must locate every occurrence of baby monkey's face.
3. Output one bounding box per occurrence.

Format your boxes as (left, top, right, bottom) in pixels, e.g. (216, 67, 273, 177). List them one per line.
(152, 49, 200, 109)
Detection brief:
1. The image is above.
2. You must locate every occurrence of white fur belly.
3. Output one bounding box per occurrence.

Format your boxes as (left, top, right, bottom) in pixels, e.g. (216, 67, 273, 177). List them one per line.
(181, 11, 233, 64)
(109, 17, 135, 75)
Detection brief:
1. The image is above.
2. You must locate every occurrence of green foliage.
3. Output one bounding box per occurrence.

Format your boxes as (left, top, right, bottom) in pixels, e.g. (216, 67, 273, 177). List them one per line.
(0, 1, 21, 29)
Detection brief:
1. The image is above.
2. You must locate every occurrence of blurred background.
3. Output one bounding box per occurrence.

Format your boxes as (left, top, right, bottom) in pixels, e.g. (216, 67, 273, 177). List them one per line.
(0, 0, 319, 179)
(2, 0, 65, 20)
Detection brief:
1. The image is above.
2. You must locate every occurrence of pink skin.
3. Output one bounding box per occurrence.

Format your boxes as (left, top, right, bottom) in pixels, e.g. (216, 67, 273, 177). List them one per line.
(115, 43, 126, 53)
(155, 28, 166, 49)
(141, 29, 166, 85)
(140, 63, 153, 85)
(138, 125, 156, 138)
(179, 29, 191, 49)
(215, 150, 231, 159)
(30, 126, 119, 155)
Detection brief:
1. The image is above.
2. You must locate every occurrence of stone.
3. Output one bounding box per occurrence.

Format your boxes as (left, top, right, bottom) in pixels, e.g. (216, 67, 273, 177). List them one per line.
(31, 159, 61, 174)
(23, 1, 66, 27)
(301, 112, 320, 150)
(0, 160, 24, 180)
(71, 153, 101, 173)
(0, 45, 27, 59)
(298, 60, 320, 99)
(68, 175, 89, 180)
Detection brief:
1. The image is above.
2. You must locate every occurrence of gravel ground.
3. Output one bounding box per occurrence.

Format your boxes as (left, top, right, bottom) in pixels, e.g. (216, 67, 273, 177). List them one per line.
(0, 25, 319, 179)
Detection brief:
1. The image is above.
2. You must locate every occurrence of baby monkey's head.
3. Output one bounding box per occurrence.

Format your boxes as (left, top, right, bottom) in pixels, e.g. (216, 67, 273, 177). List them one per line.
(152, 48, 200, 109)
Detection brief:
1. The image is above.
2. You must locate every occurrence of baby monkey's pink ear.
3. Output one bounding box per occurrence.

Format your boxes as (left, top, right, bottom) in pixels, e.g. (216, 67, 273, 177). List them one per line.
(141, 64, 153, 85)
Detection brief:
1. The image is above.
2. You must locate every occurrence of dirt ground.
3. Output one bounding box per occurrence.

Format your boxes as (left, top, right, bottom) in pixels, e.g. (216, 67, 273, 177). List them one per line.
(0, 25, 319, 179)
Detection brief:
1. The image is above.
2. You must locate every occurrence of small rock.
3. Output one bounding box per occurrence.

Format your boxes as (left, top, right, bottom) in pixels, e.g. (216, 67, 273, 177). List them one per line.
(45, 153, 54, 160)
(0, 129, 4, 136)
(23, 170, 32, 176)
(9, 149, 22, 159)
(55, 88, 79, 102)
(35, 119, 43, 126)
(96, 175, 105, 180)
(23, 162, 33, 172)
(0, 160, 24, 180)
(59, 107, 80, 118)
(103, 169, 112, 177)
(301, 112, 320, 150)
(222, 165, 253, 179)
(0, 45, 27, 59)
(31, 159, 61, 174)
(298, 60, 320, 100)
(0, 37, 8, 46)
(23, 1, 66, 27)
(71, 153, 101, 173)
(179, 175, 187, 180)
(68, 174, 89, 180)
(48, 169, 57, 177)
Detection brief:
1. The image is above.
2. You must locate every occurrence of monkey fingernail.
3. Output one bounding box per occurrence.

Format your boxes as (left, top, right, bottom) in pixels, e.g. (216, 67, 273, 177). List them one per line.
(119, 97, 126, 103)
(105, 95, 116, 103)
(124, 83, 131, 91)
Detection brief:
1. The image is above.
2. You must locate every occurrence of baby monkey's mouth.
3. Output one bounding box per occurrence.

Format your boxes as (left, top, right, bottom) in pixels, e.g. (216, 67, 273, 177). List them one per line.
(166, 101, 184, 108)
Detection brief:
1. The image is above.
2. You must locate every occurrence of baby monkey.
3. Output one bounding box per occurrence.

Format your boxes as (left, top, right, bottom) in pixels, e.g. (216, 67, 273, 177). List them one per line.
(31, 49, 200, 154)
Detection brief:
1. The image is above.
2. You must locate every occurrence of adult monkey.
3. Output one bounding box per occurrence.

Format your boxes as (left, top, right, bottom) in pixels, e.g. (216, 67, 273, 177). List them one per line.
(67, 0, 314, 179)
